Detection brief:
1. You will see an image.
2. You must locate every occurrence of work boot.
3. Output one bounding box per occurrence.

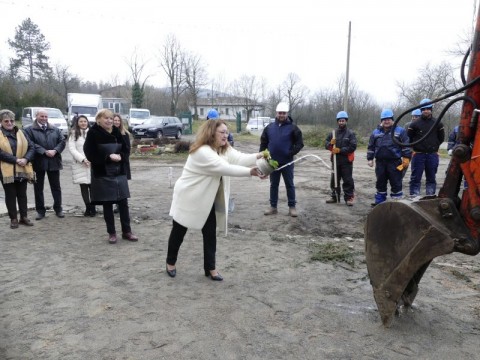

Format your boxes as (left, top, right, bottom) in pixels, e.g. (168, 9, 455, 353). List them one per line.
(325, 197, 338, 204)
(346, 197, 354, 206)
(19, 217, 33, 226)
(10, 219, 19, 229)
(289, 207, 298, 217)
(264, 207, 278, 215)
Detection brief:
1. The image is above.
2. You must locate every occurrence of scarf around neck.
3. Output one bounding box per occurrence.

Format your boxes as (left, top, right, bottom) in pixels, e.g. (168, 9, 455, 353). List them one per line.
(0, 128, 35, 184)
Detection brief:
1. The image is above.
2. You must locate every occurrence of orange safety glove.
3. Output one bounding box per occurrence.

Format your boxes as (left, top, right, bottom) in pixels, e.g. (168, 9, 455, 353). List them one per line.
(330, 138, 336, 145)
(332, 147, 341, 154)
(402, 158, 410, 168)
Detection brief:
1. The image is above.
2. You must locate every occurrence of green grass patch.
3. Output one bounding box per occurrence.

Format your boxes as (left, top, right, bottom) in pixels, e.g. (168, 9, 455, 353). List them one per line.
(309, 242, 356, 266)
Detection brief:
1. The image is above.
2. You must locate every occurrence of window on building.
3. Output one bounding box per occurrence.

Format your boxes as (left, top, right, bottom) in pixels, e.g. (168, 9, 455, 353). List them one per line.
(225, 108, 229, 115)
(200, 108, 204, 116)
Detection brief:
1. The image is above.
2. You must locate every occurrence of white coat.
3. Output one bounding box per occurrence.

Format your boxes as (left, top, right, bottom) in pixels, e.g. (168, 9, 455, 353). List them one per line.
(68, 130, 91, 184)
(169, 145, 257, 234)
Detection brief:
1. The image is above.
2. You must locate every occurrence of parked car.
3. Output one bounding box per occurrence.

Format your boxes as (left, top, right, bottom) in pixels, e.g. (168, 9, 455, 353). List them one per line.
(246, 117, 272, 131)
(21, 107, 69, 137)
(132, 116, 184, 139)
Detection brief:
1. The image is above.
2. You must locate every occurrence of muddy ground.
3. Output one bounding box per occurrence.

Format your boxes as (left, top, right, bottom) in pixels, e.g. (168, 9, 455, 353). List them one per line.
(1, 136, 480, 360)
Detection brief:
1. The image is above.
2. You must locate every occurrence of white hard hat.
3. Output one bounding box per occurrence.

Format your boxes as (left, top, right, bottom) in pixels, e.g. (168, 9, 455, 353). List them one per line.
(276, 102, 289, 112)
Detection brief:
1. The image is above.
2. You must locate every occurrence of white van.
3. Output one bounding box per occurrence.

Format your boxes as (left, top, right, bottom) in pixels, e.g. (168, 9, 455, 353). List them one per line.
(127, 108, 150, 130)
(21, 107, 68, 137)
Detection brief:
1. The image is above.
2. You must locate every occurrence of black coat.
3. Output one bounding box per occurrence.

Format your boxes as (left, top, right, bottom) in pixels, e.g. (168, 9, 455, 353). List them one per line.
(83, 124, 130, 204)
(23, 121, 65, 171)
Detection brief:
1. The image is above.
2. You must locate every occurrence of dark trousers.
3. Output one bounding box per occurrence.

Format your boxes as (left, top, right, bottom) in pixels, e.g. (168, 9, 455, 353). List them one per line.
(330, 158, 354, 201)
(79, 184, 92, 206)
(34, 170, 62, 214)
(166, 206, 217, 271)
(409, 153, 439, 196)
(2, 180, 28, 220)
(374, 159, 403, 204)
(103, 198, 131, 235)
(269, 164, 296, 208)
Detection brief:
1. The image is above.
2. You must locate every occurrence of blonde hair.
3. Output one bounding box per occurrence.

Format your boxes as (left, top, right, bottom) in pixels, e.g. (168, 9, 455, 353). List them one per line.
(95, 108, 114, 123)
(189, 119, 230, 154)
(113, 113, 130, 135)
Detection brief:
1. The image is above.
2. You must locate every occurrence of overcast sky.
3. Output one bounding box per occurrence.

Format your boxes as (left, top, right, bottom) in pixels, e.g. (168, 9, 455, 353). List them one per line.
(0, 0, 478, 105)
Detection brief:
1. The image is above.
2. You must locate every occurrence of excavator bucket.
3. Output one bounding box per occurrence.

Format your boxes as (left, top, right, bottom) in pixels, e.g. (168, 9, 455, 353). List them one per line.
(365, 198, 472, 327)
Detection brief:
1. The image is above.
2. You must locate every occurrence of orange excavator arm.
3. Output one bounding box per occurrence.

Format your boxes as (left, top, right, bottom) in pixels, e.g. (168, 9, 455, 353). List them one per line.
(365, 8, 480, 327)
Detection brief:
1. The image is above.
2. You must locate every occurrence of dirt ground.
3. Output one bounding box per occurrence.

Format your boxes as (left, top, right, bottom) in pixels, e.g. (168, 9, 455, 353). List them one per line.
(1, 136, 480, 360)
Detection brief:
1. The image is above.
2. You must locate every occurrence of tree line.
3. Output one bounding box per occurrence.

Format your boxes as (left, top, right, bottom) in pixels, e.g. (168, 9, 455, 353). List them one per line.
(0, 17, 467, 138)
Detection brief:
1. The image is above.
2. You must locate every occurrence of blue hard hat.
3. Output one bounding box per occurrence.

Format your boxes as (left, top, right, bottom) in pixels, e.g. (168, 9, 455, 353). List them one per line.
(380, 109, 394, 120)
(336, 111, 348, 120)
(411, 109, 422, 116)
(207, 108, 219, 120)
(419, 98, 433, 109)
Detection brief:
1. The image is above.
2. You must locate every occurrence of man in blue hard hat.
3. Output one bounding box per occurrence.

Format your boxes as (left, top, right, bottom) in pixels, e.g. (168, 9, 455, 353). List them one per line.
(404, 109, 421, 131)
(325, 111, 357, 206)
(407, 98, 445, 197)
(367, 109, 411, 207)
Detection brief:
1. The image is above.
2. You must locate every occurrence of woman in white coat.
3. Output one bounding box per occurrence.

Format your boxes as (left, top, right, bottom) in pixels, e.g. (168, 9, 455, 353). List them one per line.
(68, 115, 95, 216)
(166, 119, 265, 281)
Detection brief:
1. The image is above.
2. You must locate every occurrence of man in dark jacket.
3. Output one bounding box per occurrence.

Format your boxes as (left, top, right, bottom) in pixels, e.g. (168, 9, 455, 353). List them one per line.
(24, 109, 66, 220)
(367, 109, 411, 206)
(260, 102, 304, 217)
(407, 98, 445, 197)
(325, 111, 357, 206)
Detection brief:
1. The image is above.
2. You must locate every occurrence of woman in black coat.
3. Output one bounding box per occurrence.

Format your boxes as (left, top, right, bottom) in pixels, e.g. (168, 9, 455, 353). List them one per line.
(83, 109, 138, 244)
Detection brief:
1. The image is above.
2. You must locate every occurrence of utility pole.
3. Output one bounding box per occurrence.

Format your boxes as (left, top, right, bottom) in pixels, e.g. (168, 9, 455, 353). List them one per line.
(343, 21, 352, 112)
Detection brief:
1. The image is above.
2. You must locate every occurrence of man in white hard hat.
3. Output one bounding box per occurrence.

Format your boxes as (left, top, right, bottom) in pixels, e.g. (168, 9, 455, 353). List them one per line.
(259, 102, 304, 217)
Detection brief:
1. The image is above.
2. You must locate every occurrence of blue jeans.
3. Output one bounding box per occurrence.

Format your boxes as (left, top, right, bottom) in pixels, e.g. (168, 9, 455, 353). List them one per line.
(269, 164, 296, 208)
(409, 153, 439, 196)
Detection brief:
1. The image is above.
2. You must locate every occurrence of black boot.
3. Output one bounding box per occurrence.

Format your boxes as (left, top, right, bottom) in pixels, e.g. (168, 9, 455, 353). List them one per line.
(88, 204, 97, 217)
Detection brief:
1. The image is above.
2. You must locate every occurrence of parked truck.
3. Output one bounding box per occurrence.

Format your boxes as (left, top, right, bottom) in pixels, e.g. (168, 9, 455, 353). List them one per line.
(127, 108, 150, 130)
(67, 93, 102, 126)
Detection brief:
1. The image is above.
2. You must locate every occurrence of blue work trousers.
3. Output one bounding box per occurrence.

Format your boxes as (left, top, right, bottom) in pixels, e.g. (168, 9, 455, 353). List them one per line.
(269, 164, 296, 208)
(374, 159, 403, 204)
(409, 153, 439, 196)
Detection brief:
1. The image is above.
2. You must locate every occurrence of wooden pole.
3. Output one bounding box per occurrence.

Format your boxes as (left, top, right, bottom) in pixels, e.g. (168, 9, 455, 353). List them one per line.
(343, 21, 351, 112)
(332, 130, 340, 203)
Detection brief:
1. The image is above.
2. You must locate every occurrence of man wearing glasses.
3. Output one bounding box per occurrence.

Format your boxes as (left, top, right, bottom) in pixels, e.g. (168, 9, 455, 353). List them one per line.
(260, 102, 304, 217)
(407, 98, 445, 198)
(24, 108, 66, 220)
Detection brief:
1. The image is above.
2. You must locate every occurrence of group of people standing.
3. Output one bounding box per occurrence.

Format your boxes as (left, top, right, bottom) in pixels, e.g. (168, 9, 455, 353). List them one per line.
(0, 108, 137, 243)
(0, 99, 449, 282)
(324, 98, 445, 208)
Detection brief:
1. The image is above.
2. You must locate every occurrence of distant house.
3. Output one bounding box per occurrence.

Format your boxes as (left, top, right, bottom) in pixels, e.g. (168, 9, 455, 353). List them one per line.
(100, 86, 131, 116)
(101, 97, 130, 115)
(189, 89, 264, 121)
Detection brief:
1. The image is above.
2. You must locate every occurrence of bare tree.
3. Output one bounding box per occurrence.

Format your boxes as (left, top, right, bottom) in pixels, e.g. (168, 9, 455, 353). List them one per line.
(184, 52, 208, 120)
(126, 49, 151, 108)
(282, 73, 309, 123)
(231, 75, 265, 122)
(159, 34, 186, 116)
(48, 64, 80, 104)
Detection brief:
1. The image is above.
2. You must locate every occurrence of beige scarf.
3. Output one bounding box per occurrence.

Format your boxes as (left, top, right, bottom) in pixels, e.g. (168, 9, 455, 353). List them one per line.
(0, 128, 35, 184)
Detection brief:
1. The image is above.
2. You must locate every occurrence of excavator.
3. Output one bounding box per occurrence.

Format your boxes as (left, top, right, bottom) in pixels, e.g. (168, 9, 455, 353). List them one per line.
(365, 8, 480, 327)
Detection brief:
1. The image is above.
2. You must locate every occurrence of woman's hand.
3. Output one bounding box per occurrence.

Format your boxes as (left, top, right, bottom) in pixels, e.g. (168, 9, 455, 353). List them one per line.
(256, 152, 264, 159)
(82, 158, 91, 167)
(109, 154, 122, 162)
(250, 167, 268, 179)
(16, 158, 27, 167)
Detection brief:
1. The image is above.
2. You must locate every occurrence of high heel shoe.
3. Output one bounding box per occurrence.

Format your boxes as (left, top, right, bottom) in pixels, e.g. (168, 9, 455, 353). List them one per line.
(166, 264, 176, 278)
(205, 269, 223, 281)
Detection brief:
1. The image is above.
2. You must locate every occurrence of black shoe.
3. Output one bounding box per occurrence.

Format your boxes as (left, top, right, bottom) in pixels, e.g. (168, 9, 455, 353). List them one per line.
(56, 211, 65, 218)
(205, 270, 223, 281)
(166, 264, 176, 278)
(35, 213, 45, 220)
(325, 197, 338, 204)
